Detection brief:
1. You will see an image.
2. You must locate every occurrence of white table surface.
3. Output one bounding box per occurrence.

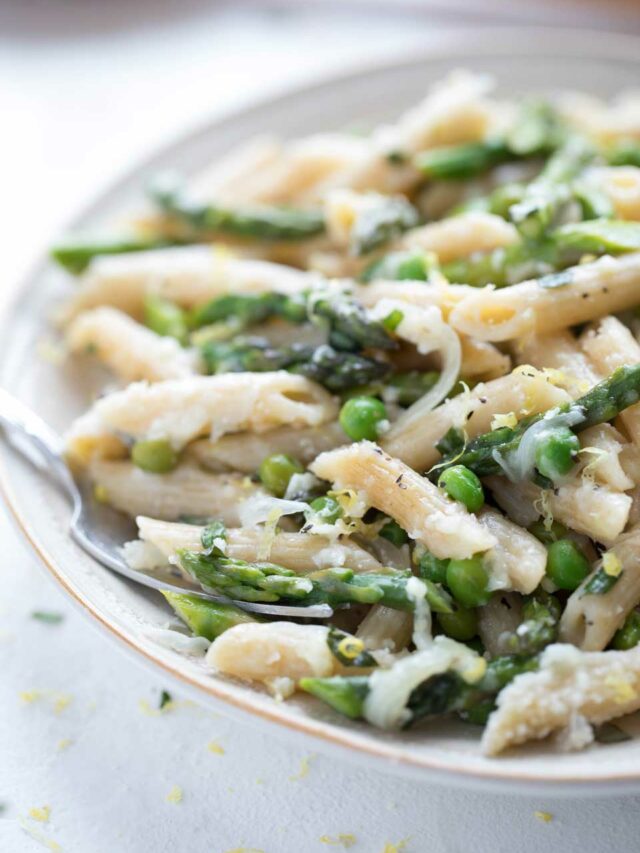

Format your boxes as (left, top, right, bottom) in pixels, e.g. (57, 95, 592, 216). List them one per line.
(3, 3, 640, 851)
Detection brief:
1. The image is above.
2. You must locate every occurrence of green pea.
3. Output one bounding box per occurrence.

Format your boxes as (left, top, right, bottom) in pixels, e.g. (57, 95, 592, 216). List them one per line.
(307, 496, 343, 524)
(258, 453, 304, 497)
(437, 607, 478, 641)
(611, 610, 640, 650)
(417, 550, 449, 586)
(546, 539, 590, 590)
(446, 557, 491, 608)
(437, 465, 485, 512)
(528, 519, 568, 545)
(535, 426, 580, 482)
(131, 438, 179, 473)
(379, 520, 408, 547)
(339, 396, 388, 442)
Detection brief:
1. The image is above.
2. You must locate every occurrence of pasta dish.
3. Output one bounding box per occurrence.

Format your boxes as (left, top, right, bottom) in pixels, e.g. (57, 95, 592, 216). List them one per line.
(50, 71, 640, 755)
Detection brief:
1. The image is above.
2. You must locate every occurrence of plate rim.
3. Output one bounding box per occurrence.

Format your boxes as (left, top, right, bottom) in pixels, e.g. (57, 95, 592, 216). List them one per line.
(4, 27, 640, 789)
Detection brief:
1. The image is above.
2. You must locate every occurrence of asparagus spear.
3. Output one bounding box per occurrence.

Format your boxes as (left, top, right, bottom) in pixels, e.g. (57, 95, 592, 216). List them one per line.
(51, 236, 180, 274)
(309, 293, 397, 352)
(607, 141, 640, 168)
(442, 240, 559, 287)
(553, 219, 640, 255)
(144, 295, 189, 342)
(300, 653, 539, 724)
(509, 136, 596, 239)
(162, 591, 259, 640)
(189, 292, 307, 330)
(360, 249, 437, 283)
(177, 548, 446, 612)
(349, 197, 420, 256)
(499, 592, 560, 655)
(416, 100, 563, 181)
(199, 338, 391, 392)
(150, 175, 324, 241)
(433, 365, 640, 483)
(327, 627, 377, 668)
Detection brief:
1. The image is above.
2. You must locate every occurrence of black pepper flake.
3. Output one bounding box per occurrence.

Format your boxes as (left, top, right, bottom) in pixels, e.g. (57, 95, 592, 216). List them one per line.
(395, 474, 403, 484)
(581, 292, 589, 299)
(479, 397, 488, 404)
(398, 483, 408, 490)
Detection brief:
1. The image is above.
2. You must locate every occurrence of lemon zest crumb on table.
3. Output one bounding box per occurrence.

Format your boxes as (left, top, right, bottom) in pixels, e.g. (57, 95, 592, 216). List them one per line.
(289, 753, 316, 781)
(56, 738, 73, 752)
(534, 811, 553, 823)
(28, 805, 51, 824)
(166, 785, 183, 804)
(207, 740, 225, 755)
(319, 833, 357, 848)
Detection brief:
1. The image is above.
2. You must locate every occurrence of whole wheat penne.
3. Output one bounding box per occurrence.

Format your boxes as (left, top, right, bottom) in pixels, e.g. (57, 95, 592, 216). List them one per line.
(482, 643, 640, 755)
(89, 461, 262, 524)
(449, 253, 640, 342)
(382, 368, 570, 472)
(66, 372, 338, 463)
(486, 475, 631, 546)
(403, 211, 518, 263)
(477, 593, 523, 657)
(66, 307, 196, 382)
(592, 166, 640, 221)
(60, 248, 318, 322)
(134, 516, 383, 573)
(477, 507, 547, 594)
(356, 605, 413, 653)
(310, 442, 496, 559)
(580, 316, 640, 448)
(515, 330, 600, 398)
(186, 422, 346, 474)
(560, 527, 640, 651)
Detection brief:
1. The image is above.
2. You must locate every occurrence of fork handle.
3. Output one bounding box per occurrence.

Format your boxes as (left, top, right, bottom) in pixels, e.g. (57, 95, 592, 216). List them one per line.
(0, 387, 80, 503)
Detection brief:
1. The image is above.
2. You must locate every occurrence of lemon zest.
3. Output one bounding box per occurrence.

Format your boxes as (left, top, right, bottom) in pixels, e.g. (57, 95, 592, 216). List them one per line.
(491, 411, 518, 430)
(289, 754, 315, 781)
(207, 740, 225, 755)
(319, 834, 357, 848)
(534, 810, 553, 823)
(28, 806, 51, 824)
(602, 551, 623, 577)
(166, 785, 183, 804)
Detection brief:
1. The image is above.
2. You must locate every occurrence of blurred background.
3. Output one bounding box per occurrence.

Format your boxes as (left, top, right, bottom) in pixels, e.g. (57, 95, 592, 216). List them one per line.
(3, 2, 640, 852)
(2, 0, 640, 290)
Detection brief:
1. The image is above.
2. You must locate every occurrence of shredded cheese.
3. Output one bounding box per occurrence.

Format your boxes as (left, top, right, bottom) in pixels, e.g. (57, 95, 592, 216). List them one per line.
(491, 411, 518, 430)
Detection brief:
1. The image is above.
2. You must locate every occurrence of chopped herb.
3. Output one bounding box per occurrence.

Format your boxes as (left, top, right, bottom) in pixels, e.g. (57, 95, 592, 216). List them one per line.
(593, 722, 632, 744)
(159, 690, 173, 709)
(31, 611, 64, 625)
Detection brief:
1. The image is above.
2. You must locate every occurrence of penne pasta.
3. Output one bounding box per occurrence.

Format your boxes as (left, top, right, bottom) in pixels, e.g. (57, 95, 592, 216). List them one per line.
(560, 527, 640, 651)
(310, 442, 496, 559)
(482, 643, 640, 755)
(382, 368, 570, 472)
(134, 515, 383, 574)
(477, 507, 547, 594)
(89, 461, 263, 524)
(450, 253, 640, 342)
(66, 372, 338, 463)
(66, 306, 196, 382)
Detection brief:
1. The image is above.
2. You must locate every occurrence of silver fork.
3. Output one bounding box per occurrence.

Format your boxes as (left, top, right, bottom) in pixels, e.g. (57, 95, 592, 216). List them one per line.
(0, 388, 332, 619)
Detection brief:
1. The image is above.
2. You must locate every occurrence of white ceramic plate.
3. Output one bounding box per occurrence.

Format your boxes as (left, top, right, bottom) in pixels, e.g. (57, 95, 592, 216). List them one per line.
(4, 29, 640, 793)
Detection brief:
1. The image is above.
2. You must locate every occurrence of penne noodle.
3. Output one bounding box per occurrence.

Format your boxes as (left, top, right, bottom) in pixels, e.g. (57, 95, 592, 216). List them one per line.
(592, 166, 640, 221)
(187, 422, 346, 473)
(382, 368, 570, 472)
(403, 211, 518, 264)
(66, 372, 338, 463)
(66, 306, 196, 382)
(477, 507, 547, 595)
(482, 643, 640, 755)
(310, 442, 496, 559)
(356, 605, 413, 653)
(89, 461, 263, 524)
(60, 248, 318, 322)
(486, 475, 631, 546)
(560, 527, 640, 651)
(580, 316, 640, 449)
(449, 253, 640, 342)
(134, 515, 383, 574)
